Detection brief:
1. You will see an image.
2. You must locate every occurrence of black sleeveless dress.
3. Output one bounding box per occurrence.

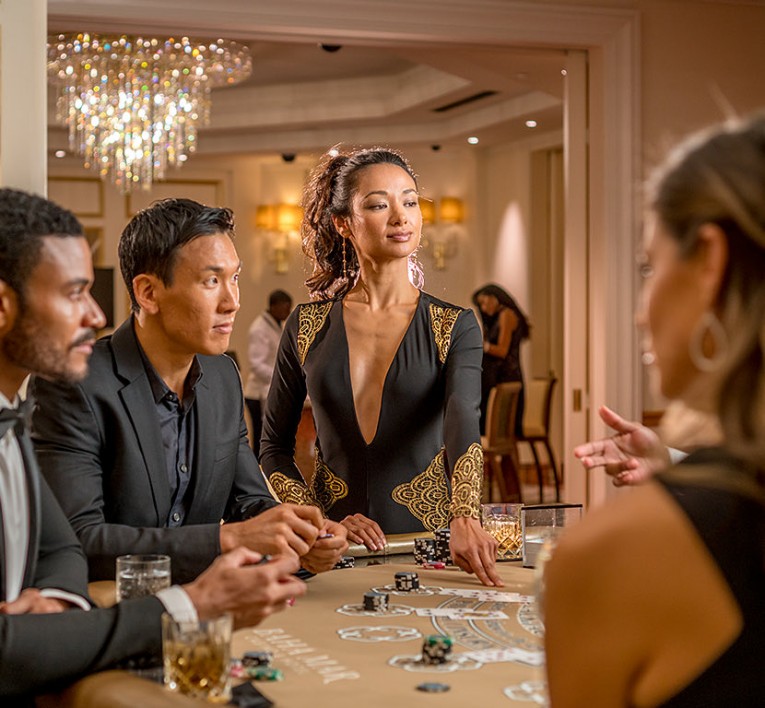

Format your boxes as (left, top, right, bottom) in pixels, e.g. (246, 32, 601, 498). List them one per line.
(655, 448, 765, 706)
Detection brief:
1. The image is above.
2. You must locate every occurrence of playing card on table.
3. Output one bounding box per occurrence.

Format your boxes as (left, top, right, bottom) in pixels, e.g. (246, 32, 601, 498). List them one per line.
(438, 588, 534, 603)
(415, 608, 509, 620)
(464, 648, 545, 666)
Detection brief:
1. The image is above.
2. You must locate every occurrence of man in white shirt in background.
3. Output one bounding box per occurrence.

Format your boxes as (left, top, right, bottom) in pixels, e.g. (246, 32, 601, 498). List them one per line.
(244, 289, 292, 458)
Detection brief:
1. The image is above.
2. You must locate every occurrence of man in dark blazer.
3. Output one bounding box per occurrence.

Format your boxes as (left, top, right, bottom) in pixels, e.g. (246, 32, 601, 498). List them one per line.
(32, 198, 346, 583)
(0, 188, 306, 704)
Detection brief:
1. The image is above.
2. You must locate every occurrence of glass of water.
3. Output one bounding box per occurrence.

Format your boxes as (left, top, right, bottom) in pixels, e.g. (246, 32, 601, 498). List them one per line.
(116, 554, 171, 602)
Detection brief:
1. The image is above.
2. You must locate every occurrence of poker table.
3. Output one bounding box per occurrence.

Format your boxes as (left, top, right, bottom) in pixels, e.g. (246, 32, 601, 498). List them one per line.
(55, 544, 546, 707)
(233, 556, 546, 707)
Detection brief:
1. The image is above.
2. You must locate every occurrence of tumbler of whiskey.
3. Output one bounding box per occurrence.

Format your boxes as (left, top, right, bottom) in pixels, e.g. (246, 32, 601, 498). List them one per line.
(162, 613, 233, 703)
(481, 503, 523, 561)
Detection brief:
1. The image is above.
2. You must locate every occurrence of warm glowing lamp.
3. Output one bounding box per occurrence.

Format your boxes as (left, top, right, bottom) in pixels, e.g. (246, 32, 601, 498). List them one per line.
(419, 198, 436, 225)
(438, 197, 464, 224)
(275, 203, 303, 233)
(255, 204, 277, 230)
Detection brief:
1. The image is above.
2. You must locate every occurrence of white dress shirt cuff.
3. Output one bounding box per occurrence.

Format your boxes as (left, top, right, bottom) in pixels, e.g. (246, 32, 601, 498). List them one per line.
(39, 588, 91, 611)
(668, 447, 688, 465)
(156, 585, 199, 622)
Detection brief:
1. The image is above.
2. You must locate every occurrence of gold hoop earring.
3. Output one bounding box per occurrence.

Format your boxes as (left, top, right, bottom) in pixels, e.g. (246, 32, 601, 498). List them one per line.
(689, 310, 728, 372)
(342, 237, 347, 280)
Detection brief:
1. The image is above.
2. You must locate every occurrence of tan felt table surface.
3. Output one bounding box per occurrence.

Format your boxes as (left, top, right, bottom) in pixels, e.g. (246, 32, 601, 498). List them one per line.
(233, 559, 545, 707)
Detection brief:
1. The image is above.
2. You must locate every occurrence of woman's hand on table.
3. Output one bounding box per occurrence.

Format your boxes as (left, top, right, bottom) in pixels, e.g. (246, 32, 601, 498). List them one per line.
(340, 513, 387, 551)
(449, 516, 504, 587)
(300, 519, 349, 573)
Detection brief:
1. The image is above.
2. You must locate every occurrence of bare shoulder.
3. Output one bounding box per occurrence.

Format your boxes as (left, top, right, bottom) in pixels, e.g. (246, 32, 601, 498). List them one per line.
(544, 482, 741, 706)
(545, 481, 711, 623)
(500, 307, 518, 327)
(551, 484, 674, 564)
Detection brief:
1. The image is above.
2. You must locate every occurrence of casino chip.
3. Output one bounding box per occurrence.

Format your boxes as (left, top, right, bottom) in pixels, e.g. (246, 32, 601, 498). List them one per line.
(363, 591, 389, 612)
(413, 537, 437, 565)
(248, 667, 284, 681)
(421, 635, 453, 665)
(242, 650, 272, 668)
(333, 556, 355, 570)
(416, 682, 451, 693)
(394, 571, 420, 592)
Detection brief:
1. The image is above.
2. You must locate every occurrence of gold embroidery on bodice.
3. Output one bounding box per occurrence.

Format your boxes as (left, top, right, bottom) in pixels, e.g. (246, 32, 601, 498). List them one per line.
(268, 472, 317, 507)
(312, 449, 349, 513)
(391, 450, 450, 531)
(448, 443, 484, 520)
(297, 302, 333, 365)
(429, 304, 460, 364)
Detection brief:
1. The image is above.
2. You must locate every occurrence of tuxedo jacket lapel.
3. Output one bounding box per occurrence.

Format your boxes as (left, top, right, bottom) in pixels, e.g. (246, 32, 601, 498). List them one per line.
(111, 320, 172, 522)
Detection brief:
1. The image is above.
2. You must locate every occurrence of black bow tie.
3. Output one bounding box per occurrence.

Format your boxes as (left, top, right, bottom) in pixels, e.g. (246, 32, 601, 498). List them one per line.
(0, 396, 35, 439)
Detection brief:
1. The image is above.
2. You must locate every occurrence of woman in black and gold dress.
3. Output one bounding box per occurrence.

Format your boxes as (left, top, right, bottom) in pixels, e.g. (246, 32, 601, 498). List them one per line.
(259, 147, 501, 586)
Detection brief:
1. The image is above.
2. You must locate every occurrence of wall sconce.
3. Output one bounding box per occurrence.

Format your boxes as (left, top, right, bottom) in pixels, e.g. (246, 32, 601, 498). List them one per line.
(255, 203, 303, 274)
(419, 196, 465, 270)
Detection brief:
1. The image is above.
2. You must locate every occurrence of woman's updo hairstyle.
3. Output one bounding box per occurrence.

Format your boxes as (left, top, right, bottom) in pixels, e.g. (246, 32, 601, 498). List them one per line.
(302, 146, 420, 299)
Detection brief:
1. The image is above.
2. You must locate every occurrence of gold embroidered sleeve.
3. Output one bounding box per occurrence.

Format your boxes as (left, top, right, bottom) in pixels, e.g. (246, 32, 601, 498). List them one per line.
(297, 302, 333, 365)
(268, 471, 319, 507)
(429, 303, 461, 364)
(448, 443, 484, 519)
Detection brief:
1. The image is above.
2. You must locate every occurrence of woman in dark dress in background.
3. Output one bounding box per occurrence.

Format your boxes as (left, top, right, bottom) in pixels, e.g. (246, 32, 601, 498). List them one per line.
(472, 284, 530, 435)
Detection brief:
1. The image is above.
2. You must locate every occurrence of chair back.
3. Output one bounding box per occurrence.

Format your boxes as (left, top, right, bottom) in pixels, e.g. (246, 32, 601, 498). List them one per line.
(522, 376, 557, 438)
(484, 382, 522, 454)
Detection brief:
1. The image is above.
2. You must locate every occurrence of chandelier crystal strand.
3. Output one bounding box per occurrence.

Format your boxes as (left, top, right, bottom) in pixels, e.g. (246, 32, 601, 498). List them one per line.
(48, 34, 252, 193)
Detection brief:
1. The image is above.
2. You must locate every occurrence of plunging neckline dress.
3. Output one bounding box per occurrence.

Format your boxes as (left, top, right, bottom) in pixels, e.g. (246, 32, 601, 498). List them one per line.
(259, 292, 484, 533)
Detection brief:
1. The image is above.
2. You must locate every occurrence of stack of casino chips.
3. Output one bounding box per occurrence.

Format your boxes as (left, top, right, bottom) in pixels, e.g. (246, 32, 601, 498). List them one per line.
(421, 635, 453, 665)
(333, 556, 355, 570)
(363, 590, 389, 612)
(413, 537, 437, 565)
(394, 571, 420, 591)
(413, 531, 453, 566)
(433, 528, 453, 565)
(241, 651, 283, 680)
(242, 651, 273, 668)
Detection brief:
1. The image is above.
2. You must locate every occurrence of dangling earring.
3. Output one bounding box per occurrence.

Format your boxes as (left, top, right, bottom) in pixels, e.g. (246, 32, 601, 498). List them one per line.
(689, 310, 728, 372)
(341, 237, 348, 280)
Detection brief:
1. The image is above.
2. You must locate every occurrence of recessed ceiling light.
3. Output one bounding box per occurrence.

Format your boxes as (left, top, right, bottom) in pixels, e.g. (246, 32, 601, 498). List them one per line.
(467, 136, 479, 145)
(177, 154, 188, 162)
(54, 150, 66, 158)
(561, 69, 568, 76)
(525, 120, 538, 128)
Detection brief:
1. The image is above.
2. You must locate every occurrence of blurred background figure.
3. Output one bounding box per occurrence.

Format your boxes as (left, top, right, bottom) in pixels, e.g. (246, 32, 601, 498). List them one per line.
(545, 114, 765, 706)
(244, 289, 293, 458)
(472, 284, 530, 435)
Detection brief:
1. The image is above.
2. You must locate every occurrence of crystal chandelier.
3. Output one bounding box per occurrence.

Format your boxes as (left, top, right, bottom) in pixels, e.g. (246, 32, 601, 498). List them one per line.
(47, 33, 252, 193)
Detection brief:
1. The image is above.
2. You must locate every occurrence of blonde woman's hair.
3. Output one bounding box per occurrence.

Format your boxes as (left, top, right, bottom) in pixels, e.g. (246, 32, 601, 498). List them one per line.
(649, 114, 765, 474)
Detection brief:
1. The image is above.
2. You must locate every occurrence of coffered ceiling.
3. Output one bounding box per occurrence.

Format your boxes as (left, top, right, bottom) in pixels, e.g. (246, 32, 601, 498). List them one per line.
(47, 1, 567, 156)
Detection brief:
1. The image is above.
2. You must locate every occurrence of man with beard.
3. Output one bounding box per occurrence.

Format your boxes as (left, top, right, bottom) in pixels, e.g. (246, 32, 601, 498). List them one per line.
(31, 197, 346, 583)
(0, 187, 307, 705)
